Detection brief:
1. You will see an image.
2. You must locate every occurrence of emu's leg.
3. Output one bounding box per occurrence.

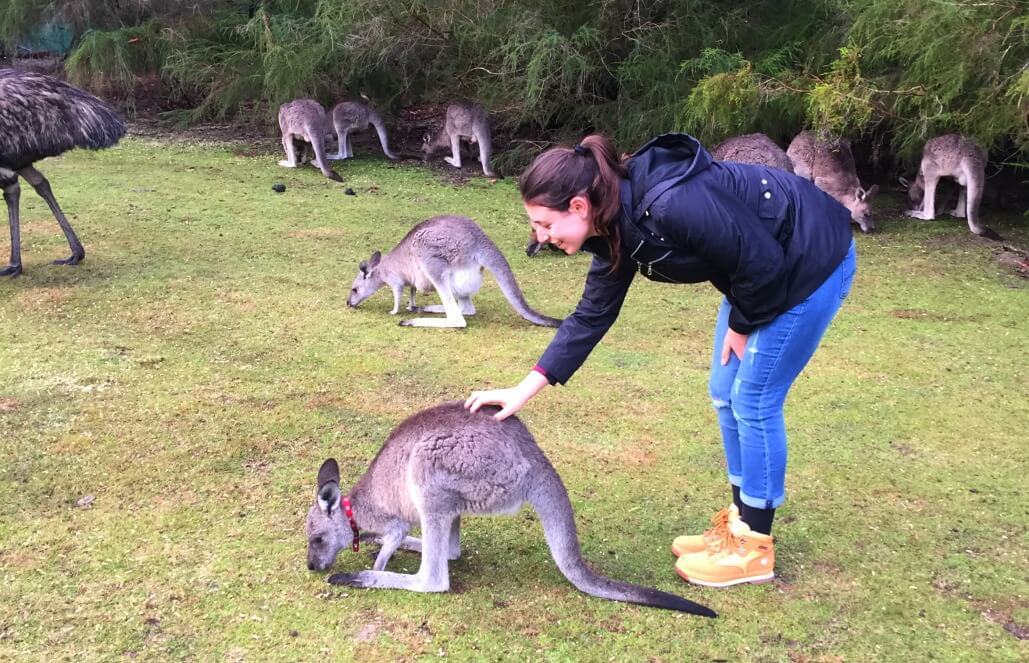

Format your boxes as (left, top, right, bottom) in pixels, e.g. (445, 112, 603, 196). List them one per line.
(18, 166, 84, 266)
(1, 177, 22, 277)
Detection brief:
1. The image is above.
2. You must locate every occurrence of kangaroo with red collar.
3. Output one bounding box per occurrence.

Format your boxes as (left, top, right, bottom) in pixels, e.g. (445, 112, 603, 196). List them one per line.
(305, 401, 716, 616)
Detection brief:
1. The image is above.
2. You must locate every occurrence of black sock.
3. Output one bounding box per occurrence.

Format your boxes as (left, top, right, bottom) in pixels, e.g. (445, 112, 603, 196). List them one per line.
(731, 484, 743, 511)
(741, 504, 775, 535)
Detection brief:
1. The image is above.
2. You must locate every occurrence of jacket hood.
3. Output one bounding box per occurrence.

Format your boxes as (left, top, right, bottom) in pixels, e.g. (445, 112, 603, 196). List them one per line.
(621, 133, 712, 221)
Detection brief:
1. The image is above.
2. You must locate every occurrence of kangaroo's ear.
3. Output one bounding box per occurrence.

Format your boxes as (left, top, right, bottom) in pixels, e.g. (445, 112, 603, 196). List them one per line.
(359, 260, 368, 275)
(866, 184, 880, 198)
(318, 481, 341, 514)
(369, 251, 381, 269)
(855, 186, 867, 201)
(898, 176, 910, 189)
(317, 458, 340, 490)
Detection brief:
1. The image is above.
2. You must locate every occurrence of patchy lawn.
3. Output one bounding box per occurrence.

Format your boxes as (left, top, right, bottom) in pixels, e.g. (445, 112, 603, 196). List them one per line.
(0, 136, 1026, 661)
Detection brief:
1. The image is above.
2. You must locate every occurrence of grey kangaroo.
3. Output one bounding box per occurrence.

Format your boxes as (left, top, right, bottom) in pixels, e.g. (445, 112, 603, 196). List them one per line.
(305, 401, 717, 616)
(711, 133, 794, 173)
(347, 215, 561, 328)
(903, 134, 998, 240)
(422, 102, 497, 177)
(787, 130, 878, 232)
(277, 99, 341, 181)
(328, 101, 398, 161)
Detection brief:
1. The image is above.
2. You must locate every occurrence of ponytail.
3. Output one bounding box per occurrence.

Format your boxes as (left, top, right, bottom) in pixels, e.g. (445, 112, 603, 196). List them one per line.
(519, 134, 628, 270)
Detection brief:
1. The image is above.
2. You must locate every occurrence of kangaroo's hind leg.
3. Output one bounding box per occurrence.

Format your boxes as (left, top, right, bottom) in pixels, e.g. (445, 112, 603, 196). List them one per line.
(399, 265, 467, 328)
(278, 133, 298, 167)
(330, 513, 454, 592)
(444, 133, 463, 169)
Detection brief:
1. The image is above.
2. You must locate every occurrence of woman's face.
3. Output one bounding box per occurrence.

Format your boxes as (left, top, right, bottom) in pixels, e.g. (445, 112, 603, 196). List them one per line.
(524, 195, 595, 255)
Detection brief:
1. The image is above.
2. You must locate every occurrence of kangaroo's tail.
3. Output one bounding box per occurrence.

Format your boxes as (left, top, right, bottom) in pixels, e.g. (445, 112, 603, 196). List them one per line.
(368, 112, 398, 160)
(526, 463, 716, 617)
(477, 239, 562, 327)
(307, 124, 342, 182)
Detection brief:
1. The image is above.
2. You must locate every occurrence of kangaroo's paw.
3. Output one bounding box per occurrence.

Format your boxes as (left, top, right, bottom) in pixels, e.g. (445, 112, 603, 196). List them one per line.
(328, 571, 376, 588)
(904, 209, 934, 220)
(948, 210, 966, 219)
(277, 160, 297, 168)
(976, 227, 1002, 241)
(444, 157, 460, 168)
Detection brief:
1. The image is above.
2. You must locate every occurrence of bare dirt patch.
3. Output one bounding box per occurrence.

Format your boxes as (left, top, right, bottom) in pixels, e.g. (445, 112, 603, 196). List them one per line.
(0, 397, 22, 412)
(15, 286, 75, 314)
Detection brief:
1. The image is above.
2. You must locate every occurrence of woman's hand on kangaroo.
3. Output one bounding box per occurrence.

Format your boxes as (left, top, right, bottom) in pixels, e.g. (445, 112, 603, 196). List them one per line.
(465, 388, 530, 420)
(466, 371, 549, 420)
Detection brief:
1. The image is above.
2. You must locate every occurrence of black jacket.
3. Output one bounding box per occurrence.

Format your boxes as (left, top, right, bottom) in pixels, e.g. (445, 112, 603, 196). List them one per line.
(536, 133, 853, 385)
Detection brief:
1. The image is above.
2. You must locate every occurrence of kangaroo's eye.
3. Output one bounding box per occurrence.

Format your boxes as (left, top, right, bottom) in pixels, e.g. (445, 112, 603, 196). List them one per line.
(312, 536, 323, 545)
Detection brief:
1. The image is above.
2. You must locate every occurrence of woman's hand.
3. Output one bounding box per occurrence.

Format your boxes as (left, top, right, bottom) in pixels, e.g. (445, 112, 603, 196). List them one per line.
(465, 371, 549, 420)
(721, 329, 749, 366)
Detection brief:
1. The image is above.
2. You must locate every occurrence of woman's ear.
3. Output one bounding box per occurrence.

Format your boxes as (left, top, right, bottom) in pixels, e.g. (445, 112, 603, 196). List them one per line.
(568, 195, 591, 219)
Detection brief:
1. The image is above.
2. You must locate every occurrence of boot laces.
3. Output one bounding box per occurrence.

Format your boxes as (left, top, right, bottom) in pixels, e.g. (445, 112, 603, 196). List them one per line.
(703, 508, 735, 552)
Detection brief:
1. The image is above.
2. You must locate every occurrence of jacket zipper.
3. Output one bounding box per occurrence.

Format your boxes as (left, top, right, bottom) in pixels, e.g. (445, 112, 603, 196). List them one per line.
(629, 239, 675, 279)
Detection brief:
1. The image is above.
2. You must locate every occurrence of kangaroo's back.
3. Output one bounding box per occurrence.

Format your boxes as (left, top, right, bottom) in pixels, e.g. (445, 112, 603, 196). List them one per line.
(712, 133, 794, 173)
(279, 99, 327, 135)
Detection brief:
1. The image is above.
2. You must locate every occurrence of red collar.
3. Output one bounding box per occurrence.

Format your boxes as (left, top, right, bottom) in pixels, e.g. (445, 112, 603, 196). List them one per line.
(340, 496, 360, 552)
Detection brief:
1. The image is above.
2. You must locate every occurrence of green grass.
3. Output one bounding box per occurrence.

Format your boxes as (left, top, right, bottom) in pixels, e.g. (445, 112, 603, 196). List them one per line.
(1, 137, 1027, 661)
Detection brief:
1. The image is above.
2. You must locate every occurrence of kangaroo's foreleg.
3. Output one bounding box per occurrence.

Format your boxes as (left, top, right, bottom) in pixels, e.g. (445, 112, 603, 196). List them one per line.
(371, 527, 416, 571)
(329, 513, 453, 592)
(18, 166, 84, 266)
(389, 284, 404, 315)
(950, 186, 967, 218)
(406, 286, 420, 312)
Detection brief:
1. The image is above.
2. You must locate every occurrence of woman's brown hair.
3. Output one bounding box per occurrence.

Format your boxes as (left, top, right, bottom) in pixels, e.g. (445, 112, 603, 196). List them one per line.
(519, 134, 628, 269)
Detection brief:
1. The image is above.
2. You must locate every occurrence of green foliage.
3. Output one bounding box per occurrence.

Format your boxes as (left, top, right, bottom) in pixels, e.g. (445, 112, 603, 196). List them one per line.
(3, 1, 1025, 168)
(65, 22, 168, 93)
(844, 0, 1029, 163)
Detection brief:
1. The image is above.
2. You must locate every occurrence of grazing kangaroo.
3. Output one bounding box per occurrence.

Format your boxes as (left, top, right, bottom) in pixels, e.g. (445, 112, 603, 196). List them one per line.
(711, 133, 794, 173)
(305, 401, 717, 616)
(328, 101, 398, 161)
(277, 99, 341, 182)
(903, 134, 998, 240)
(347, 215, 561, 328)
(787, 131, 878, 233)
(422, 102, 498, 177)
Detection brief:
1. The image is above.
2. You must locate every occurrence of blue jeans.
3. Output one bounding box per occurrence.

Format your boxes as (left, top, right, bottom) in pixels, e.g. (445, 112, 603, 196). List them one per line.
(709, 241, 856, 509)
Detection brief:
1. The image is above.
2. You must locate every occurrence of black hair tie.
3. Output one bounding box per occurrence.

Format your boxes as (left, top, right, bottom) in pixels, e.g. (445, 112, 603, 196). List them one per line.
(573, 144, 589, 156)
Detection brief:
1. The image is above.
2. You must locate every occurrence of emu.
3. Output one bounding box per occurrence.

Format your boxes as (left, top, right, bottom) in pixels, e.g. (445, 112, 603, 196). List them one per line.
(0, 68, 126, 277)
